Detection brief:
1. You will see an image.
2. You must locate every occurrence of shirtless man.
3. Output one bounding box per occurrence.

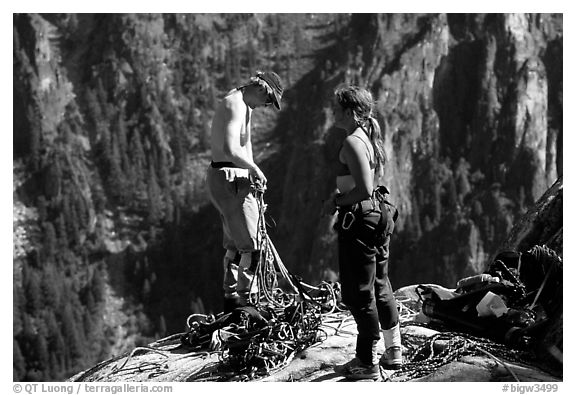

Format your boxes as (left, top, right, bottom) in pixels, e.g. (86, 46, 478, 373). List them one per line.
(206, 71, 283, 312)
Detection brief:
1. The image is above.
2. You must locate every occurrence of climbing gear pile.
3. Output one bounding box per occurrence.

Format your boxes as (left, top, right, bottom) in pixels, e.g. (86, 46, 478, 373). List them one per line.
(386, 245, 562, 381)
(417, 245, 562, 350)
(179, 285, 340, 381)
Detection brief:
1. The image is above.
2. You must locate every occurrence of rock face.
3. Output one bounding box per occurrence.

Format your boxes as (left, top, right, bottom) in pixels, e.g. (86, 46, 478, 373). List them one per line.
(498, 177, 563, 377)
(500, 177, 562, 256)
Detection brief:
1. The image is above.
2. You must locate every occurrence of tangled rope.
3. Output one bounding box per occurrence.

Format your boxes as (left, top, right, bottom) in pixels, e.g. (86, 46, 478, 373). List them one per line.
(388, 322, 536, 382)
(219, 305, 322, 380)
(180, 296, 332, 381)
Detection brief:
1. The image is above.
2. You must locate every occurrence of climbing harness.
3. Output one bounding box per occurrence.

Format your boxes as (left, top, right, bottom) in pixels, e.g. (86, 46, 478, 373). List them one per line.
(334, 185, 398, 248)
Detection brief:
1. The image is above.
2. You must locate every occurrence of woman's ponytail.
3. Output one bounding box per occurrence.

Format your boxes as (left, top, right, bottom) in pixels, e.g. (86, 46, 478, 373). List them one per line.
(368, 116, 386, 176)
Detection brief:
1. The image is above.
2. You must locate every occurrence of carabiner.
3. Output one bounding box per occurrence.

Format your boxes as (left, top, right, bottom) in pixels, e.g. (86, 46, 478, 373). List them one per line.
(277, 326, 288, 340)
(341, 211, 356, 230)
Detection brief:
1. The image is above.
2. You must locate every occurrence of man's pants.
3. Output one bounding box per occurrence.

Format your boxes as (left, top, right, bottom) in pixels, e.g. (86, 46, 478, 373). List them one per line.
(206, 166, 260, 302)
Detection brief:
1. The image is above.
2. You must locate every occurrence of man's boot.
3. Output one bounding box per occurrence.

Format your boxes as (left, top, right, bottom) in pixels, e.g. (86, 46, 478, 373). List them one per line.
(223, 296, 243, 314)
(380, 323, 402, 369)
(222, 250, 241, 313)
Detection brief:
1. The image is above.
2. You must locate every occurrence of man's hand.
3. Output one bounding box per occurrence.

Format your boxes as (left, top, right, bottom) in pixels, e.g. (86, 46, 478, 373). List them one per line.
(249, 165, 267, 187)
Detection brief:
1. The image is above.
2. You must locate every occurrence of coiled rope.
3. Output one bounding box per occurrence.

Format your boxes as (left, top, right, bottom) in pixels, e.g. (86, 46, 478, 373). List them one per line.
(387, 322, 535, 382)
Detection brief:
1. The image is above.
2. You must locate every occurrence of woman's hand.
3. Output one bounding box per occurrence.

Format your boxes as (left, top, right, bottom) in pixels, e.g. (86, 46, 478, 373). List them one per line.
(322, 192, 341, 217)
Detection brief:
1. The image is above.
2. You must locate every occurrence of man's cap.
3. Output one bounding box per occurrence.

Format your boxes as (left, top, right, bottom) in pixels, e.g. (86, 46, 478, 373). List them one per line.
(255, 71, 283, 110)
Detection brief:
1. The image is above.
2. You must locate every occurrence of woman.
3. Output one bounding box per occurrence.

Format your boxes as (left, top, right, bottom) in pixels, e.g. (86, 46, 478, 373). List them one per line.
(324, 86, 402, 380)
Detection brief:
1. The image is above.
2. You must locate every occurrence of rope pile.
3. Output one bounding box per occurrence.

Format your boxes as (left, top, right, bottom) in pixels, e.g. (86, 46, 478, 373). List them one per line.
(219, 305, 322, 379)
(179, 285, 339, 381)
(388, 321, 535, 382)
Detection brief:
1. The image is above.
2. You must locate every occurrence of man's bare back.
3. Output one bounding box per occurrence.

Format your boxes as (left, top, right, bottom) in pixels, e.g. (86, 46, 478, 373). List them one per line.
(210, 89, 252, 164)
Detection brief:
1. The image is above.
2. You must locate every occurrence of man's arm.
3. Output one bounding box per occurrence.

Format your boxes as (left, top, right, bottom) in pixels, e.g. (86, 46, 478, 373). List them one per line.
(245, 131, 254, 163)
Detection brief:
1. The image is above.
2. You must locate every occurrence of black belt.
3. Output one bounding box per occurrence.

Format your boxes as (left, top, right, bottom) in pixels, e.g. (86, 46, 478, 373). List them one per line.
(211, 161, 241, 169)
(338, 198, 377, 214)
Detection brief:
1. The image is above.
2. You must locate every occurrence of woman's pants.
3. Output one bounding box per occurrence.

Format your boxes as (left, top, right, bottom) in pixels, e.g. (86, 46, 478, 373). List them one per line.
(337, 209, 399, 365)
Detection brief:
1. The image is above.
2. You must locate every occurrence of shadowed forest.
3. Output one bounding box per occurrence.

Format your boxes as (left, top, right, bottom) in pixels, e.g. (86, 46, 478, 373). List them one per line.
(13, 13, 562, 381)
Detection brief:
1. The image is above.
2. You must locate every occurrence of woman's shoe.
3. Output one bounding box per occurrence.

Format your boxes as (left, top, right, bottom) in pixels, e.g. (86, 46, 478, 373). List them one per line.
(336, 357, 380, 380)
(379, 346, 402, 370)
(334, 357, 359, 374)
(380, 323, 402, 369)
